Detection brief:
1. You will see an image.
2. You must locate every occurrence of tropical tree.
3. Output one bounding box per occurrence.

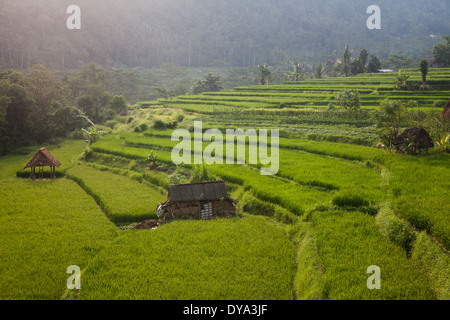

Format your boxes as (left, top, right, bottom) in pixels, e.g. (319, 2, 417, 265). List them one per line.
(374, 99, 408, 151)
(111, 95, 128, 114)
(367, 55, 381, 73)
(77, 84, 113, 124)
(432, 35, 450, 67)
(334, 44, 353, 77)
(284, 59, 306, 81)
(155, 87, 173, 101)
(394, 69, 411, 90)
(255, 64, 272, 85)
(419, 59, 429, 90)
(22, 65, 70, 143)
(385, 54, 415, 70)
(314, 63, 325, 79)
(192, 73, 223, 94)
(323, 59, 336, 77)
(351, 49, 369, 75)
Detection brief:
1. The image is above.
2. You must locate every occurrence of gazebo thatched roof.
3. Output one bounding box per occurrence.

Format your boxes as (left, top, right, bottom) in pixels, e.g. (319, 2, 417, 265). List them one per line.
(24, 147, 61, 169)
(441, 100, 450, 119)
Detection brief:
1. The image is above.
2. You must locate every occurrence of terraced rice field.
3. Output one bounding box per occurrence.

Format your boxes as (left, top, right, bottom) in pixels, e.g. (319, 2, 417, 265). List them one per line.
(1, 68, 448, 300)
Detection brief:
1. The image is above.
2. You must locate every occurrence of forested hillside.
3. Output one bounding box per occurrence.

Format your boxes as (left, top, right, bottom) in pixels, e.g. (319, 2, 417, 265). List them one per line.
(0, 0, 449, 70)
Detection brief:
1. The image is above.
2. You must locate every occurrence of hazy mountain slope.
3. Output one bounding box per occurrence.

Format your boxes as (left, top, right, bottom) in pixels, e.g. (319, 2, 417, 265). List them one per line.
(0, 0, 448, 69)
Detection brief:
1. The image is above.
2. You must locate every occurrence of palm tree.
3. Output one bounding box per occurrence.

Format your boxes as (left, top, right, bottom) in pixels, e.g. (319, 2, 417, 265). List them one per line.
(334, 44, 353, 77)
(284, 58, 306, 81)
(323, 59, 335, 77)
(314, 63, 325, 79)
(256, 64, 272, 85)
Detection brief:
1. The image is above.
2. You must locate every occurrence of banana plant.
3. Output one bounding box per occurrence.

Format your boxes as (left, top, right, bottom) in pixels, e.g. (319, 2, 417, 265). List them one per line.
(436, 134, 450, 152)
(81, 126, 100, 146)
(77, 114, 101, 146)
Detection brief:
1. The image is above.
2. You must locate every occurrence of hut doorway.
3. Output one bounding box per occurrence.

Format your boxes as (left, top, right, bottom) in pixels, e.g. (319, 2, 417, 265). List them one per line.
(200, 202, 213, 220)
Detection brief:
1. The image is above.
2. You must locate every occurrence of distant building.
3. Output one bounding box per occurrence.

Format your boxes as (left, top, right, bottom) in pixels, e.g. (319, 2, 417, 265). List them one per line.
(157, 181, 236, 221)
(378, 69, 394, 73)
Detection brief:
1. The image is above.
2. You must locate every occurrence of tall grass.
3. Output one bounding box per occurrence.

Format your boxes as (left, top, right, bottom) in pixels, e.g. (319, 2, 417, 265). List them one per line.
(387, 153, 450, 249)
(277, 149, 387, 204)
(0, 179, 117, 299)
(310, 209, 435, 300)
(68, 216, 296, 300)
(411, 232, 450, 300)
(66, 165, 166, 223)
(210, 164, 332, 215)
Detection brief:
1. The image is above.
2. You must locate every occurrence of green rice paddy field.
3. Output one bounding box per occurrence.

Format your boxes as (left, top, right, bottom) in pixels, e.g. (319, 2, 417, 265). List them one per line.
(1, 68, 449, 300)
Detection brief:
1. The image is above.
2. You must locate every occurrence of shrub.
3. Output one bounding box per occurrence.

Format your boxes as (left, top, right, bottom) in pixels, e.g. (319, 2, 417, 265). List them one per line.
(134, 123, 149, 132)
(332, 193, 370, 208)
(105, 120, 118, 129)
(153, 119, 178, 130)
(176, 113, 185, 122)
(111, 95, 128, 114)
(153, 119, 166, 129)
(190, 164, 214, 184)
(334, 89, 360, 110)
(433, 100, 447, 109)
(68, 129, 85, 140)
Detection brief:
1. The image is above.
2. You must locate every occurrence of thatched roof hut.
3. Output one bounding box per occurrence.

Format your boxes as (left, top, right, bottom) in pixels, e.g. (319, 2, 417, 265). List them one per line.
(393, 127, 434, 154)
(441, 100, 450, 119)
(24, 147, 61, 180)
(157, 181, 236, 221)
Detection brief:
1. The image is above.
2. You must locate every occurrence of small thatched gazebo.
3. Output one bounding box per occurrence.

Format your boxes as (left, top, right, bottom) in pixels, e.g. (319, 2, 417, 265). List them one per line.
(24, 147, 61, 180)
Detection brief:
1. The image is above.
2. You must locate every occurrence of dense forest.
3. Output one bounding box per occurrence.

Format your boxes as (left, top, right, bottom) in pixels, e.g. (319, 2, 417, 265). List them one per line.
(1, 0, 450, 155)
(0, 0, 449, 70)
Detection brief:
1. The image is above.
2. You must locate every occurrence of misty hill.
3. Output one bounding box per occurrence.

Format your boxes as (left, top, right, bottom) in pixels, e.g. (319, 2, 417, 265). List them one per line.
(0, 0, 449, 70)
